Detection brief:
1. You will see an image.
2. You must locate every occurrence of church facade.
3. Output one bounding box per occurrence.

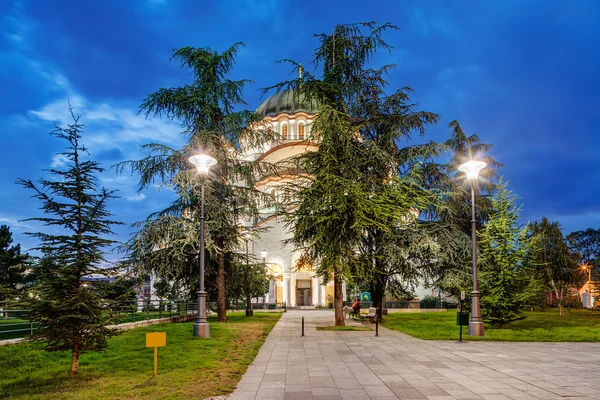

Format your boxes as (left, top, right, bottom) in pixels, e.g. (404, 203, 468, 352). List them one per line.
(243, 90, 344, 307)
(243, 89, 429, 307)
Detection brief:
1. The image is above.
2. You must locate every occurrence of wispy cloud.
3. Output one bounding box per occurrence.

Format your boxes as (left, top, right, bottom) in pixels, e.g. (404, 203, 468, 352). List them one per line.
(0, 215, 36, 231)
(51, 154, 69, 168)
(411, 8, 457, 38)
(125, 193, 147, 202)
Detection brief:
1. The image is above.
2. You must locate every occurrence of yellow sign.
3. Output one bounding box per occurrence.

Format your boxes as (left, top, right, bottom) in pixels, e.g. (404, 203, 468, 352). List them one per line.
(146, 332, 166, 348)
(146, 332, 166, 376)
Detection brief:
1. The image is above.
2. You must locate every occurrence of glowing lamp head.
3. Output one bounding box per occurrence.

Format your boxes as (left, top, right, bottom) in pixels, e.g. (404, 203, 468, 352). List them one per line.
(260, 249, 268, 259)
(458, 160, 487, 181)
(188, 153, 217, 176)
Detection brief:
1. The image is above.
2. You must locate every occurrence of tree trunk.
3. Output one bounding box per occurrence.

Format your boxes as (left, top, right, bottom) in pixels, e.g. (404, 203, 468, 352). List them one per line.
(70, 343, 80, 374)
(370, 268, 386, 321)
(334, 272, 345, 326)
(246, 294, 253, 317)
(217, 242, 227, 322)
(371, 284, 385, 321)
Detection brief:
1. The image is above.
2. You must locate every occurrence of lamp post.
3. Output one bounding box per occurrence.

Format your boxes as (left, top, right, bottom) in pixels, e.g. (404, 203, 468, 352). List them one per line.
(188, 152, 217, 338)
(458, 159, 487, 337)
(241, 229, 253, 317)
(260, 249, 268, 309)
(582, 264, 592, 283)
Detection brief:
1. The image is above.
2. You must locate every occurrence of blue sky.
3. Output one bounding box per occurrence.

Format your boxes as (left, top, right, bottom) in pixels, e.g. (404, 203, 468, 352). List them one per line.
(0, 0, 598, 256)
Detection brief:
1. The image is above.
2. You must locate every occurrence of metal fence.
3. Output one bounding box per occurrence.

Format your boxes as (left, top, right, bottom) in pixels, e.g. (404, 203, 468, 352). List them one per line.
(343, 300, 455, 309)
(0, 299, 197, 341)
(0, 299, 287, 341)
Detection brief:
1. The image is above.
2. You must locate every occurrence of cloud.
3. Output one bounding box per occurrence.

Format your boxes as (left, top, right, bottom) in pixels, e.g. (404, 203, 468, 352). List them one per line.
(411, 8, 457, 38)
(0, 215, 36, 231)
(28, 96, 183, 161)
(125, 193, 147, 202)
(51, 154, 69, 168)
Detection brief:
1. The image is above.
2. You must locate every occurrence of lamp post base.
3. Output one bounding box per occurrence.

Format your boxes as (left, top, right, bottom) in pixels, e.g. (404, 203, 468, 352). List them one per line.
(468, 321, 485, 336)
(193, 322, 210, 338)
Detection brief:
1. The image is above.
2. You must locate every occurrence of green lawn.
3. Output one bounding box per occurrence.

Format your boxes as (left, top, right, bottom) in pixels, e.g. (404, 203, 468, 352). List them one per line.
(382, 308, 600, 342)
(0, 312, 280, 399)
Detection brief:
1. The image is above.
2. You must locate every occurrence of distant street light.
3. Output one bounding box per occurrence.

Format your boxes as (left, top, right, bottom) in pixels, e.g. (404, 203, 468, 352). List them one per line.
(188, 152, 217, 338)
(458, 159, 487, 337)
(582, 264, 592, 283)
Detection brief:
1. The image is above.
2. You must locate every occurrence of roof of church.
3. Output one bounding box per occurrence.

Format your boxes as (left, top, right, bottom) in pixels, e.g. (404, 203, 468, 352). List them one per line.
(256, 89, 320, 117)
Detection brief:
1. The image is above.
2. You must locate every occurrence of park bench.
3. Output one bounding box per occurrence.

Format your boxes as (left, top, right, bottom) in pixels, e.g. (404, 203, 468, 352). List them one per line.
(359, 307, 377, 323)
(348, 305, 361, 319)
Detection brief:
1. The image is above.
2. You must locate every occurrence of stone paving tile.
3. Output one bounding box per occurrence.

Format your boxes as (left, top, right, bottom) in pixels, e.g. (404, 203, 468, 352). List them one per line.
(228, 310, 600, 400)
(282, 393, 313, 400)
(390, 387, 428, 399)
(338, 388, 371, 399)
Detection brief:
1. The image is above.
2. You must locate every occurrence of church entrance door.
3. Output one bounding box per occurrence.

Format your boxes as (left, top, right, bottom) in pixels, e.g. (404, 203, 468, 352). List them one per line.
(296, 279, 312, 306)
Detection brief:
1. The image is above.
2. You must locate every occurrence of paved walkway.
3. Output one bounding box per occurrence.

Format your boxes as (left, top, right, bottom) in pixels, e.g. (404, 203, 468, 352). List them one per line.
(228, 310, 600, 400)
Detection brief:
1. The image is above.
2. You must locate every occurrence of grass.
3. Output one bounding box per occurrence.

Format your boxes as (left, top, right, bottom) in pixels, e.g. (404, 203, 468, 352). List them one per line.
(0, 312, 280, 399)
(316, 325, 372, 331)
(382, 308, 600, 342)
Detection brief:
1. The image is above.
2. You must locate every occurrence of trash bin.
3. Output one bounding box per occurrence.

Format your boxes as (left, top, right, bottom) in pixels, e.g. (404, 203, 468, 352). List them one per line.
(456, 311, 469, 326)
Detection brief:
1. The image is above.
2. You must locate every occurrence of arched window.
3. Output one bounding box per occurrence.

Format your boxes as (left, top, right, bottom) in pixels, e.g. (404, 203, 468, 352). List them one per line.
(282, 124, 288, 139)
(298, 123, 304, 140)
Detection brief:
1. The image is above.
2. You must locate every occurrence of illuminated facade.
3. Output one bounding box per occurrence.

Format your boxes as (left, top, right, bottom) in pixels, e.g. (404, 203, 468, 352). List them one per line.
(242, 89, 343, 307)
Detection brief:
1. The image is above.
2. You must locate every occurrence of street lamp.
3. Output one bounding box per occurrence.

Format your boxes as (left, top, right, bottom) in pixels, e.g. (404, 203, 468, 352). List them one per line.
(188, 152, 217, 338)
(458, 159, 487, 337)
(260, 249, 268, 308)
(241, 229, 253, 317)
(582, 264, 592, 283)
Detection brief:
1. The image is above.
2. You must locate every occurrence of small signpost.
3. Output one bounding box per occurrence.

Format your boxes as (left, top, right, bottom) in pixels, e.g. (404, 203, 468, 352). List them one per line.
(457, 291, 468, 342)
(146, 332, 166, 376)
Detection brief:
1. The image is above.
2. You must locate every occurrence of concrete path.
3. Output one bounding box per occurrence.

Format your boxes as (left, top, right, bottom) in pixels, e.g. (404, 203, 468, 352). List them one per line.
(228, 310, 600, 400)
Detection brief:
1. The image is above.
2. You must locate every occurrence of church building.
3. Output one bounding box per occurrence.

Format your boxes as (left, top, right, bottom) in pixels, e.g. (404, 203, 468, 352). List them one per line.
(243, 89, 345, 307)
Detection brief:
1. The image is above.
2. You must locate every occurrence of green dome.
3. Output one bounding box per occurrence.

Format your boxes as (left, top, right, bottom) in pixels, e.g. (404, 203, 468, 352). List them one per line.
(256, 89, 320, 117)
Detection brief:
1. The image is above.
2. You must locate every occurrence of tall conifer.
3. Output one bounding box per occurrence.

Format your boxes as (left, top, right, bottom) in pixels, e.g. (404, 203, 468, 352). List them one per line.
(18, 109, 121, 373)
(478, 181, 541, 327)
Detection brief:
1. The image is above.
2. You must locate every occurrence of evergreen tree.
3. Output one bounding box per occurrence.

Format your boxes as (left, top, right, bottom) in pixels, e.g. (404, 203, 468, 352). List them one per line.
(118, 44, 276, 322)
(431, 121, 503, 301)
(566, 228, 599, 268)
(18, 109, 121, 373)
(527, 217, 579, 310)
(273, 23, 442, 323)
(477, 180, 541, 327)
(0, 225, 30, 301)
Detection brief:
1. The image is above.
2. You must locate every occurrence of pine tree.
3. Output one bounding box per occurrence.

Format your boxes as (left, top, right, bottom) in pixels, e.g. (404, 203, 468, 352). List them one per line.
(18, 108, 121, 374)
(477, 180, 541, 327)
(433, 121, 503, 300)
(118, 44, 276, 323)
(0, 225, 30, 301)
(528, 217, 579, 312)
(273, 23, 442, 323)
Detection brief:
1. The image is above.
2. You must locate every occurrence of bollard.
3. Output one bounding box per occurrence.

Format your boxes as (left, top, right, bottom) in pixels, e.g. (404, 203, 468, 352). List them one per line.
(375, 315, 379, 337)
(301, 316, 305, 337)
